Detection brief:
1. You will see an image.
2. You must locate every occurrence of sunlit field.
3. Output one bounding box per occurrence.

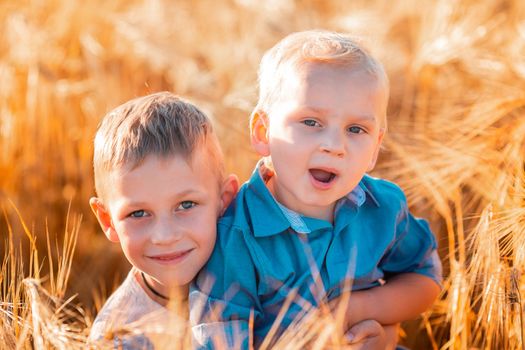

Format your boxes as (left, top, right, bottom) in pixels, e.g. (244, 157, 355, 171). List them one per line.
(1, 0, 524, 348)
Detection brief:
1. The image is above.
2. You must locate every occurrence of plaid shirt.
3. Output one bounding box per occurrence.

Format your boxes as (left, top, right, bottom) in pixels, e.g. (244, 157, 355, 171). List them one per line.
(191, 163, 442, 349)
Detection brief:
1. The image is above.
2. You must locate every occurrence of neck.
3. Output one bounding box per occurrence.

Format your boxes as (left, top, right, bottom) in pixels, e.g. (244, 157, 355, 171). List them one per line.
(135, 270, 188, 306)
(141, 272, 170, 300)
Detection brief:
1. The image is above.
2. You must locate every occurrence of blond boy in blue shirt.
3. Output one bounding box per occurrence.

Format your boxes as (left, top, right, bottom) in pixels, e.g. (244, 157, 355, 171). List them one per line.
(191, 30, 442, 349)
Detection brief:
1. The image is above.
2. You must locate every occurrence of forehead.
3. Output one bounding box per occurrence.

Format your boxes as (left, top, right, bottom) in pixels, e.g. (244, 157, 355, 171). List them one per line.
(275, 63, 388, 120)
(103, 147, 220, 200)
(293, 62, 385, 93)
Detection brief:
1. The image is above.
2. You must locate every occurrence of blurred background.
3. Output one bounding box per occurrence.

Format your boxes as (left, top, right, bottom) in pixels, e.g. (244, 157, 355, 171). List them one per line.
(1, 0, 524, 348)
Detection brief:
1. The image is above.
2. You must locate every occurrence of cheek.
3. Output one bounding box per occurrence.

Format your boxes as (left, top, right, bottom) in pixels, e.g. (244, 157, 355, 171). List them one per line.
(186, 209, 218, 250)
(364, 138, 381, 157)
(199, 216, 217, 243)
(119, 234, 140, 253)
(269, 135, 303, 159)
(117, 222, 143, 241)
(268, 119, 295, 141)
(115, 223, 145, 251)
(118, 237, 144, 266)
(193, 229, 216, 260)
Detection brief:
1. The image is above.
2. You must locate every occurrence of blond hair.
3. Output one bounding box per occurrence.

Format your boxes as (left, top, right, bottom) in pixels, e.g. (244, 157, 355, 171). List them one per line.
(255, 30, 389, 125)
(93, 92, 224, 199)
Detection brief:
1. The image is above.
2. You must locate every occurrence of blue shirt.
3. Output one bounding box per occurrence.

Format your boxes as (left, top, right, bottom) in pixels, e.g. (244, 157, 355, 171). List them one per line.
(190, 164, 442, 349)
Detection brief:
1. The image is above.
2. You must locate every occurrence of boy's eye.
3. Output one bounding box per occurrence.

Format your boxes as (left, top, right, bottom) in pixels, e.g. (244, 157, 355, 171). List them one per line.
(348, 126, 365, 134)
(178, 201, 196, 210)
(129, 210, 147, 218)
(302, 119, 321, 127)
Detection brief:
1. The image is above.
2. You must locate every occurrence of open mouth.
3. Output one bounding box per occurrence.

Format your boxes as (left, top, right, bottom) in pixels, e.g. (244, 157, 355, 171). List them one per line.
(309, 169, 337, 183)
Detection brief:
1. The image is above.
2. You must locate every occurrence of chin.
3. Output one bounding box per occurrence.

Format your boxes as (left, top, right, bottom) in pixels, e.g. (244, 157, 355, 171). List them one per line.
(171, 277, 191, 287)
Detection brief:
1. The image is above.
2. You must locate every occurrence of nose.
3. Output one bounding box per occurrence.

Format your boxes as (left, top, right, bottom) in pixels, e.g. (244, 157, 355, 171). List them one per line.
(150, 217, 182, 245)
(319, 128, 345, 157)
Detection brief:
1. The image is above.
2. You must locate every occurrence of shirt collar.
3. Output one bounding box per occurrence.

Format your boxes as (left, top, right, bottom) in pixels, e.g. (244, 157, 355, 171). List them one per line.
(359, 175, 381, 207)
(244, 164, 293, 238)
(244, 162, 379, 237)
(343, 178, 380, 208)
(276, 202, 311, 234)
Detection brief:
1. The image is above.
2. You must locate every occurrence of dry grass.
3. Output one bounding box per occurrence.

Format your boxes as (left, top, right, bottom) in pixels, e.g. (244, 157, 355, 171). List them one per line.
(1, 0, 524, 348)
(1, 202, 87, 348)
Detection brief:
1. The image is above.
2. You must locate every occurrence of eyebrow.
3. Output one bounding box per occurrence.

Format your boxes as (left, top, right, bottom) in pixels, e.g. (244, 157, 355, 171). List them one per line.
(120, 189, 207, 207)
(301, 106, 378, 123)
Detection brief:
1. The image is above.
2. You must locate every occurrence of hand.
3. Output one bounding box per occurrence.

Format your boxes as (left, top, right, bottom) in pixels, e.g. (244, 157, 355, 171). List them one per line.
(343, 319, 386, 350)
(382, 324, 400, 350)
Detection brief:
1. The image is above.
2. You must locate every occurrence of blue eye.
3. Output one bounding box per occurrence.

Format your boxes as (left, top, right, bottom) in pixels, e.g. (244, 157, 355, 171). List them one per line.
(178, 201, 196, 210)
(302, 119, 321, 127)
(129, 210, 147, 218)
(348, 126, 365, 134)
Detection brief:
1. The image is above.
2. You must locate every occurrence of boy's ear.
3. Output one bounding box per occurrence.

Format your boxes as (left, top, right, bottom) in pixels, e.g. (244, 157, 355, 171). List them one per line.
(219, 174, 239, 215)
(367, 128, 385, 171)
(249, 110, 270, 156)
(89, 197, 120, 243)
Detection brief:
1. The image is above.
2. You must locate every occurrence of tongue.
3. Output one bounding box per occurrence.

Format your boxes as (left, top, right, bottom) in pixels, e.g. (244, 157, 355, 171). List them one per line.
(310, 169, 333, 183)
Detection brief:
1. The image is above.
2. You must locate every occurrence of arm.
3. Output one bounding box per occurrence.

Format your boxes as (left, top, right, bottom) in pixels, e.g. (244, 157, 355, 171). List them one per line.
(190, 225, 260, 349)
(334, 194, 443, 328)
(336, 273, 440, 327)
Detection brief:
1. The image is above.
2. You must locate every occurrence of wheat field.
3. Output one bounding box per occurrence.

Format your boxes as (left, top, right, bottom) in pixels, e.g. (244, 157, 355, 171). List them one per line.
(1, 0, 524, 349)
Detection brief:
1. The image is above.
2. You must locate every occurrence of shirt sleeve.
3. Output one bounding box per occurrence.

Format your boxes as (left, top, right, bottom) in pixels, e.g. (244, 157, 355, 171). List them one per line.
(89, 269, 167, 347)
(380, 201, 443, 288)
(189, 225, 262, 350)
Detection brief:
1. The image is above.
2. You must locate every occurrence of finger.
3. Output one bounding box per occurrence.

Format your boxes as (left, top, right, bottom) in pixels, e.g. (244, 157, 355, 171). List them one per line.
(383, 323, 400, 350)
(345, 319, 383, 344)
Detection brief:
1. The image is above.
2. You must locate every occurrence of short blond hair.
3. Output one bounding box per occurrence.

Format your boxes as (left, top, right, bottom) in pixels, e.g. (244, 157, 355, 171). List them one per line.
(93, 92, 224, 199)
(256, 30, 389, 125)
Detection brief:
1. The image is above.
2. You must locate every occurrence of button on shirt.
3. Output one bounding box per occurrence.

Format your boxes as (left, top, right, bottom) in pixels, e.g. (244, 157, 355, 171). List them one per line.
(190, 164, 442, 349)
